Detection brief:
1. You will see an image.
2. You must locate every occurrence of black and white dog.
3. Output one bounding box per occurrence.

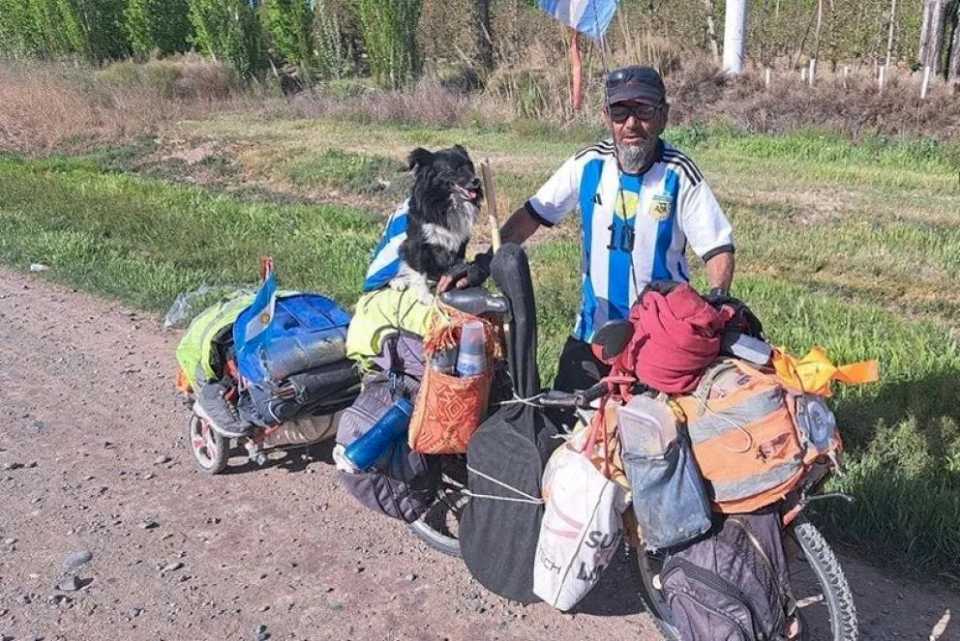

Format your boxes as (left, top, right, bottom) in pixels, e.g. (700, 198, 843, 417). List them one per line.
(391, 145, 483, 304)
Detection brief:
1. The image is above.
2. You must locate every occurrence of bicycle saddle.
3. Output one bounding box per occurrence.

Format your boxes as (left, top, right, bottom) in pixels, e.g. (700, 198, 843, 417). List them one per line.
(440, 287, 509, 317)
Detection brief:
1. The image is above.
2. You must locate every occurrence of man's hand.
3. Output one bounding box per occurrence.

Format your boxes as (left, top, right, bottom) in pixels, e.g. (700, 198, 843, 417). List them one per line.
(437, 249, 494, 293)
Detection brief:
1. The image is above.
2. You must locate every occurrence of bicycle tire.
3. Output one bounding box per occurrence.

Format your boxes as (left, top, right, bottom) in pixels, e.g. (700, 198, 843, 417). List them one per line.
(408, 467, 468, 559)
(408, 519, 461, 558)
(633, 518, 858, 641)
(790, 519, 859, 641)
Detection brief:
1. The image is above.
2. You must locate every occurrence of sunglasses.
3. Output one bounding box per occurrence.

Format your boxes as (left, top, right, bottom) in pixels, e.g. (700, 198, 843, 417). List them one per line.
(608, 103, 662, 124)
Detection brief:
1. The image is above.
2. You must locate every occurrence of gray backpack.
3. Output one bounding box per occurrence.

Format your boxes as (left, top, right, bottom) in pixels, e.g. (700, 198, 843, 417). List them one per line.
(659, 511, 797, 641)
(336, 333, 438, 523)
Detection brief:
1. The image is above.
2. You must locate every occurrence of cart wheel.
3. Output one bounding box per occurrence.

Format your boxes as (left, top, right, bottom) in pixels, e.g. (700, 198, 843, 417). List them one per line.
(188, 413, 228, 474)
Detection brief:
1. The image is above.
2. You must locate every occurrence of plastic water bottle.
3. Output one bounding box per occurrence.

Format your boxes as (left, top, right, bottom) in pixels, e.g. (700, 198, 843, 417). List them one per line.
(455, 321, 486, 376)
(343, 398, 414, 471)
(616, 395, 678, 457)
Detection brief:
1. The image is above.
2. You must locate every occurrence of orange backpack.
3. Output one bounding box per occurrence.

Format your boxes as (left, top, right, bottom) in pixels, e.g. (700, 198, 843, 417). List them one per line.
(673, 358, 842, 514)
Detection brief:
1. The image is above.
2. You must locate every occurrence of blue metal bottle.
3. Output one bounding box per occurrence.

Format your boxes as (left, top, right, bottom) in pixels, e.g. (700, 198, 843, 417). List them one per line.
(343, 397, 414, 471)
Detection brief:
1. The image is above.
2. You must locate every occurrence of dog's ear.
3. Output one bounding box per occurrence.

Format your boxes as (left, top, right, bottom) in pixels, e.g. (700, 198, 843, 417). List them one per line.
(452, 144, 469, 158)
(407, 147, 434, 172)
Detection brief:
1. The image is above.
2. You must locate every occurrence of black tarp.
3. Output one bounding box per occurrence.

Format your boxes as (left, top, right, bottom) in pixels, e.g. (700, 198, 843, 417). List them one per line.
(459, 243, 560, 603)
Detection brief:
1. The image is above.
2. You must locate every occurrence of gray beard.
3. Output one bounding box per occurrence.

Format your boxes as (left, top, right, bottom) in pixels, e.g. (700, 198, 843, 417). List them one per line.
(617, 140, 657, 173)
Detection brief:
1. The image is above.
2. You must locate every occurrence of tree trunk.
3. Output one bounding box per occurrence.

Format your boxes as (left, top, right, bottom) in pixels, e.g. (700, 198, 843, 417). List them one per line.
(949, 4, 960, 80)
(920, 0, 931, 61)
(703, 0, 721, 64)
(885, 0, 898, 67)
(921, 0, 947, 72)
(813, 0, 823, 59)
(723, 0, 748, 74)
(474, 0, 494, 73)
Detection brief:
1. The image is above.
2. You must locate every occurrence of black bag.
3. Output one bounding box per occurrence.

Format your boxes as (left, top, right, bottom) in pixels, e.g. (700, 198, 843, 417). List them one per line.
(335, 372, 438, 523)
(241, 358, 360, 426)
(659, 511, 795, 641)
(459, 244, 561, 604)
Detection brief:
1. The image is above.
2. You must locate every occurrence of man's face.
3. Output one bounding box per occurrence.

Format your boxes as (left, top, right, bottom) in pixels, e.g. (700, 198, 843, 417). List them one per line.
(605, 99, 669, 148)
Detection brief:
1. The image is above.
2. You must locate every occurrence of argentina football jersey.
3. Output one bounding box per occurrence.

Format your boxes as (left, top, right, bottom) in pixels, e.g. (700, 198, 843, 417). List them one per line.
(362, 200, 409, 292)
(525, 140, 733, 341)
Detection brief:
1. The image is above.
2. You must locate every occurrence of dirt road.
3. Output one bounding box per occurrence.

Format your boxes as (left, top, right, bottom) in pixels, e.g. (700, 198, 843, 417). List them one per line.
(0, 266, 956, 641)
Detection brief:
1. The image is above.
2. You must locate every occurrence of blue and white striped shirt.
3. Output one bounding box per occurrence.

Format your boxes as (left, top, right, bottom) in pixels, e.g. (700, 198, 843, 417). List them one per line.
(362, 200, 409, 292)
(526, 140, 733, 341)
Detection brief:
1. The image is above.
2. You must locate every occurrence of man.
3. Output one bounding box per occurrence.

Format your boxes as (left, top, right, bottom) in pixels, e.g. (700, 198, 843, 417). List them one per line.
(445, 65, 735, 396)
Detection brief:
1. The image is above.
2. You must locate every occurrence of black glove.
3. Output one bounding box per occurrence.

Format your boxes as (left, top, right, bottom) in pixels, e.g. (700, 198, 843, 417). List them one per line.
(444, 248, 493, 289)
(703, 288, 765, 339)
(703, 286, 734, 307)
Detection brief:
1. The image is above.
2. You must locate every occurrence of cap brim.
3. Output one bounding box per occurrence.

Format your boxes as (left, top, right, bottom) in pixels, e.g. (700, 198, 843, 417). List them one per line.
(606, 85, 664, 105)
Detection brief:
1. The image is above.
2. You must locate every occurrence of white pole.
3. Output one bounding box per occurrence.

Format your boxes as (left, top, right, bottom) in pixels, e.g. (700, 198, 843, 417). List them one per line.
(922, 65, 932, 98)
(765, 67, 772, 88)
(879, 65, 886, 92)
(723, 0, 748, 75)
(809, 58, 817, 86)
(801, 67, 807, 82)
(843, 65, 850, 89)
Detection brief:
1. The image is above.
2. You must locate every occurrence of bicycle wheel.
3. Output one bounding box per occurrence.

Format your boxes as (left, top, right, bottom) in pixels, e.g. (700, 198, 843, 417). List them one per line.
(787, 518, 859, 641)
(408, 462, 469, 558)
(633, 517, 858, 641)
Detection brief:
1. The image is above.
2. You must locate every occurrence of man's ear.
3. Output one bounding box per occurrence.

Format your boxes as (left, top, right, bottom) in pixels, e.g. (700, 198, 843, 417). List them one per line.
(408, 147, 434, 172)
(658, 103, 670, 129)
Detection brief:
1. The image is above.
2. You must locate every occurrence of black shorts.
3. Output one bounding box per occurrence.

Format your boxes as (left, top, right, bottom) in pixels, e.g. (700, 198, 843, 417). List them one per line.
(550, 335, 611, 428)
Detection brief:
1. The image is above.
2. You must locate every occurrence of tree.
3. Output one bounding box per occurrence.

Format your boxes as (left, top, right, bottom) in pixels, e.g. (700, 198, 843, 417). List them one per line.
(75, 0, 130, 60)
(352, 0, 423, 89)
(124, 0, 192, 58)
(949, 3, 960, 80)
(474, 0, 494, 73)
(261, 0, 315, 74)
(188, 0, 265, 78)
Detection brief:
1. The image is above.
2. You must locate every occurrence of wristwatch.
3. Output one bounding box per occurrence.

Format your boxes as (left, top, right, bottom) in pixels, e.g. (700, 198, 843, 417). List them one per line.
(708, 287, 730, 299)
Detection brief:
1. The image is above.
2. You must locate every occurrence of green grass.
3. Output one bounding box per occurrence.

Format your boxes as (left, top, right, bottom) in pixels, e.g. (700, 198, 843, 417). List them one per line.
(284, 149, 407, 195)
(4, 121, 960, 576)
(0, 155, 380, 310)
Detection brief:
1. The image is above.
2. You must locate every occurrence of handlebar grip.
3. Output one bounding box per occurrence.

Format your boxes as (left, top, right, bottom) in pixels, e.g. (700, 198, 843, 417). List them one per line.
(538, 390, 579, 408)
(577, 381, 607, 405)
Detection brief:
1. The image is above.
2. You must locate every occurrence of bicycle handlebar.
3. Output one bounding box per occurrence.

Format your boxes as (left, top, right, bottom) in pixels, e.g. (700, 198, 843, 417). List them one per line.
(536, 381, 607, 409)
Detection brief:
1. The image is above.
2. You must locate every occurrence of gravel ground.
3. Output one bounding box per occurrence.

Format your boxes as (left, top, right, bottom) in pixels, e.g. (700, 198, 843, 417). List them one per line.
(0, 266, 957, 641)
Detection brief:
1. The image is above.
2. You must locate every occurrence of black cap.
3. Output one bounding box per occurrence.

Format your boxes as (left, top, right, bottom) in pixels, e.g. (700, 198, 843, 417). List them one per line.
(606, 65, 666, 106)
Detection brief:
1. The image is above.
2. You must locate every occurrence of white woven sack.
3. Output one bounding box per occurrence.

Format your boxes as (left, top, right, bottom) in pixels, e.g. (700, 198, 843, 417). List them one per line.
(533, 429, 629, 610)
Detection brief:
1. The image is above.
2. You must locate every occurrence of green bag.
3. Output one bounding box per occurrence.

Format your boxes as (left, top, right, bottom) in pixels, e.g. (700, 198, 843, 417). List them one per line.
(175, 292, 255, 390)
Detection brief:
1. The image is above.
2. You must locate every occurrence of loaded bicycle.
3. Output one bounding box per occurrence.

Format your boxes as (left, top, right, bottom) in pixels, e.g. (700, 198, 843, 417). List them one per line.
(178, 246, 858, 641)
(407, 244, 859, 641)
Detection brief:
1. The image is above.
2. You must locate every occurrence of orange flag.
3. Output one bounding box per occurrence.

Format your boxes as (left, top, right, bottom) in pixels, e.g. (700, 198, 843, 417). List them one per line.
(771, 346, 879, 397)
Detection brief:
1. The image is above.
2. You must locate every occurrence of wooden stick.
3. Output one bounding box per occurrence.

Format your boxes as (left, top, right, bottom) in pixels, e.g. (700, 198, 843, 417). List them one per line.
(480, 159, 501, 252)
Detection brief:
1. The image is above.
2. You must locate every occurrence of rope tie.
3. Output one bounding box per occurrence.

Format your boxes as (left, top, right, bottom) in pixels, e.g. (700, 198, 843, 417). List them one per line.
(462, 465, 545, 505)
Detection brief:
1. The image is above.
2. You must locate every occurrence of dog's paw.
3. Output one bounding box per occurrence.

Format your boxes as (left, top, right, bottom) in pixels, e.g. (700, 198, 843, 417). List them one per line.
(388, 277, 408, 292)
(411, 281, 435, 306)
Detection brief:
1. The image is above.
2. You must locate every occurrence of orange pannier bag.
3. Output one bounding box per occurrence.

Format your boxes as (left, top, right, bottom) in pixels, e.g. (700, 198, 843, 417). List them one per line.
(407, 302, 503, 455)
(673, 358, 840, 514)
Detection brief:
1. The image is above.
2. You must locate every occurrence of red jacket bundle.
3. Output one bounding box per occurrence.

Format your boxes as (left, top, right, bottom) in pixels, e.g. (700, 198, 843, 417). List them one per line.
(616, 284, 734, 394)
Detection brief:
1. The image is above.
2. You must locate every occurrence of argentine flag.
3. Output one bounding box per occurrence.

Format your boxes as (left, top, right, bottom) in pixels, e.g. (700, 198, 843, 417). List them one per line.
(238, 270, 278, 343)
(538, 0, 619, 41)
(362, 200, 410, 292)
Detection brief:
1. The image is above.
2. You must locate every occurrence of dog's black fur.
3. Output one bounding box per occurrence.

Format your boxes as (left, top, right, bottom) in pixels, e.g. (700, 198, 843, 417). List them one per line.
(392, 144, 483, 302)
